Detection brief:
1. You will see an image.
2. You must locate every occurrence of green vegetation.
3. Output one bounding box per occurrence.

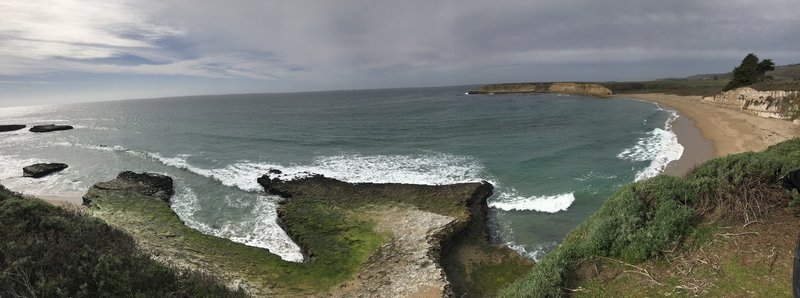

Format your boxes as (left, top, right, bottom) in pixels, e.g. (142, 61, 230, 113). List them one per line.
(724, 53, 776, 91)
(604, 79, 728, 96)
(87, 177, 529, 296)
(86, 188, 386, 295)
(500, 138, 800, 297)
(0, 186, 246, 297)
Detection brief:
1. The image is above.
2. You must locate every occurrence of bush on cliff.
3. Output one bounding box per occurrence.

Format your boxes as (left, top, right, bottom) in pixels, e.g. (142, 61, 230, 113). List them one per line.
(0, 187, 247, 297)
(500, 138, 800, 297)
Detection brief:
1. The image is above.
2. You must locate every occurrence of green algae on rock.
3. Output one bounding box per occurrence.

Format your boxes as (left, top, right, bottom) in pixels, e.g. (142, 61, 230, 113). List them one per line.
(84, 171, 531, 296)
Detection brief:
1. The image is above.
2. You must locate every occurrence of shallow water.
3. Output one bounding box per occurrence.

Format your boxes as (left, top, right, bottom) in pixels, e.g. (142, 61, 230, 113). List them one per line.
(0, 86, 682, 260)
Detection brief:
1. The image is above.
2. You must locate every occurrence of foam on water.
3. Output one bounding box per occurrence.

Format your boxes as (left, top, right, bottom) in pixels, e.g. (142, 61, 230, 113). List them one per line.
(144, 152, 487, 192)
(488, 192, 575, 213)
(169, 180, 304, 262)
(617, 109, 684, 181)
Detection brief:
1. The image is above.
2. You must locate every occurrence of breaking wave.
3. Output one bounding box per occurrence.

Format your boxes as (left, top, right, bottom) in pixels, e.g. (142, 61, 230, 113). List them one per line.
(617, 109, 684, 181)
(488, 192, 575, 213)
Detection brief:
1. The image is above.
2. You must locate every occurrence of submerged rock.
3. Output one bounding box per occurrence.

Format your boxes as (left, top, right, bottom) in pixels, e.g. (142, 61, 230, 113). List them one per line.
(0, 124, 26, 132)
(83, 171, 174, 205)
(29, 124, 74, 133)
(23, 163, 68, 178)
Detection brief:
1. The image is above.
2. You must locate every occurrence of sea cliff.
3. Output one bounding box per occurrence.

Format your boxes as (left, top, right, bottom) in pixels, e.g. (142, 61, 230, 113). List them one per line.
(468, 82, 613, 98)
(702, 87, 800, 120)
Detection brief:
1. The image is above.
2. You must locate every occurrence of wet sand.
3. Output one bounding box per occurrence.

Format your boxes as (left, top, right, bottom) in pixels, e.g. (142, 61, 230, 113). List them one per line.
(620, 93, 800, 176)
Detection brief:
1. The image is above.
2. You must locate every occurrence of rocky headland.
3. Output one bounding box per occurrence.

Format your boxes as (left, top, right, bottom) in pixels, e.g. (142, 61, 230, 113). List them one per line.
(23, 163, 68, 178)
(83, 171, 531, 297)
(467, 82, 613, 98)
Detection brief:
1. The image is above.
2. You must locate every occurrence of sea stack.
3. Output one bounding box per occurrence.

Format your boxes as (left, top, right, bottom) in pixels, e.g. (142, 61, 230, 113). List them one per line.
(29, 124, 74, 133)
(23, 163, 69, 178)
(0, 125, 26, 132)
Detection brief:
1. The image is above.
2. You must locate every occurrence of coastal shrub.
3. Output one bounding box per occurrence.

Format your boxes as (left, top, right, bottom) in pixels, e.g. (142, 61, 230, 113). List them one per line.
(499, 247, 576, 297)
(0, 186, 247, 298)
(688, 140, 800, 221)
(571, 176, 695, 262)
(500, 176, 696, 297)
(500, 138, 800, 297)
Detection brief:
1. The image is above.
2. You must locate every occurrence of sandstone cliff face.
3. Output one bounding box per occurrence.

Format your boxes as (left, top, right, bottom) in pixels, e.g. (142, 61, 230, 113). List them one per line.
(477, 83, 540, 93)
(702, 87, 800, 120)
(471, 82, 613, 97)
(547, 83, 613, 98)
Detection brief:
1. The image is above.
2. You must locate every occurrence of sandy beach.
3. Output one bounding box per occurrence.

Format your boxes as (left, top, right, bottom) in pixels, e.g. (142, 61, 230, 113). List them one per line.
(620, 93, 800, 175)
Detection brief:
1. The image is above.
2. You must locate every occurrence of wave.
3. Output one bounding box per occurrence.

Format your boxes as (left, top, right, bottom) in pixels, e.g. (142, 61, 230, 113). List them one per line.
(53, 140, 488, 190)
(53, 142, 578, 215)
(0, 154, 43, 179)
(617, 109, 684, 181)
(488, 192, 575, 213)
(169, 181, 304, 262)
(146, 152, 488, 192)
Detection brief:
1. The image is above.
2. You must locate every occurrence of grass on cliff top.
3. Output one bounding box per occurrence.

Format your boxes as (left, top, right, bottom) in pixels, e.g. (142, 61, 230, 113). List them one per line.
(0, 186, 247, 298)
(500, 138, 800, 297)
(88, 189, 386, 295)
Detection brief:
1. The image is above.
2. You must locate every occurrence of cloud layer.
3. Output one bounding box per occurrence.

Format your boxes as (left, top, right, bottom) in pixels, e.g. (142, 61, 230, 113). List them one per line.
(1, 0, 799, 105)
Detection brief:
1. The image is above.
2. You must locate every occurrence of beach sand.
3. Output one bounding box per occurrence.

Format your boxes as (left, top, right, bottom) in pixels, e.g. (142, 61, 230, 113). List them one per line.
(620, 93, 800, 175)
(39, 195, 83, 208)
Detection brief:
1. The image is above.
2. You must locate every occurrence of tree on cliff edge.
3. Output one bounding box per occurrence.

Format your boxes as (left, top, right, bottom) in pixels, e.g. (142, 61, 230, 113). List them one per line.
(725, 53, 775, 90)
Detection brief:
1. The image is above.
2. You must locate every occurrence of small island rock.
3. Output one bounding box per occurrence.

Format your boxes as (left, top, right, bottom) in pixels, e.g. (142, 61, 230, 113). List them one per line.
(0, 125, 26, 132)
(23, 163, 69, 178)
(29, 124, 74, 133)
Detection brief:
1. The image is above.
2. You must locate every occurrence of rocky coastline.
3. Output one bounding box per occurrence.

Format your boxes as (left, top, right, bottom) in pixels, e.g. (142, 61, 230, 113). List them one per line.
(467, 82, 613, 98)
(78, 171, 530, 296)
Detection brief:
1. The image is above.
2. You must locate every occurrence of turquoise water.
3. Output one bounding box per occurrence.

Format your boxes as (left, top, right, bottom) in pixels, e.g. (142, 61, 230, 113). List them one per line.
(0, 86, 682, 261)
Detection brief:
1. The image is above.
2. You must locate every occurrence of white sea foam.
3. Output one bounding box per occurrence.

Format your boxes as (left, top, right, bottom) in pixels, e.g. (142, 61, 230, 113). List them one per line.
(143, 153, 487, 193)
(169, 180, 304, 262)
(488, 191, 575, 213)
(617, 109, 684, 181)
(0, 154, 42, 179)
(279, 154, 486, 185)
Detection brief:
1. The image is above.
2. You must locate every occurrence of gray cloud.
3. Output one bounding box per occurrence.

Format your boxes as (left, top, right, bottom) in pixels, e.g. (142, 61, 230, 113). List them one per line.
(1, 0, 799, 105)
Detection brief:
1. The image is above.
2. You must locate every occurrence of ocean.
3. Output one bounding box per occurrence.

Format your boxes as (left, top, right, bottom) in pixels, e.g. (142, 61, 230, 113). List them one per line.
(0, 86, 682, 261)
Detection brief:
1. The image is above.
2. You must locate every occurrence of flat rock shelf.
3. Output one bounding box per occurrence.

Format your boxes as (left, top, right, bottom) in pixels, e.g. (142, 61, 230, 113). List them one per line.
(84, 172, 532, 297)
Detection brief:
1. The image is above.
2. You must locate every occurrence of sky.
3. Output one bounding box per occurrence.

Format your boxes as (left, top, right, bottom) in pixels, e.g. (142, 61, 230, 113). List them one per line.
(0, 0, 798, 107)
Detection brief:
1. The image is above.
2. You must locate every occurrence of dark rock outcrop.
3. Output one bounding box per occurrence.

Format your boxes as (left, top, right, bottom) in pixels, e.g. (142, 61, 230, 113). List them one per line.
(29, 124, 74, 133)
(258, 173, 532, 297)
(82, 170, 529, 296)
(83, 171, 174, 205)
(0, 124, 26, 132)
(23, 163, 68, 178)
